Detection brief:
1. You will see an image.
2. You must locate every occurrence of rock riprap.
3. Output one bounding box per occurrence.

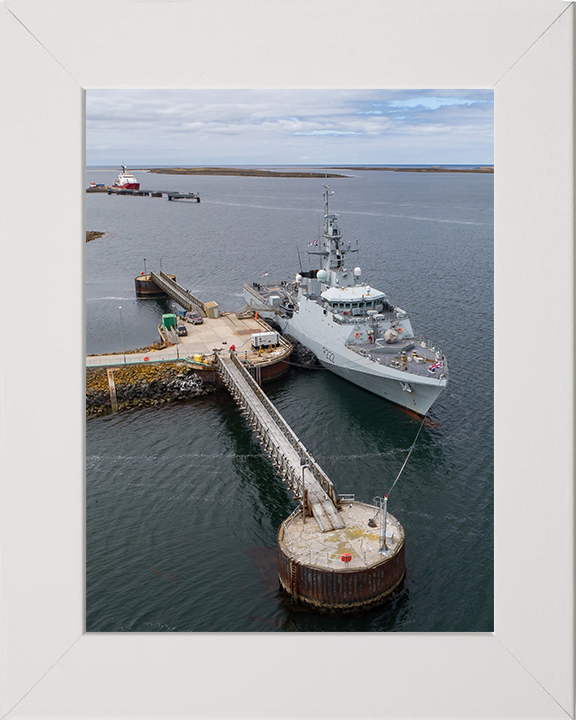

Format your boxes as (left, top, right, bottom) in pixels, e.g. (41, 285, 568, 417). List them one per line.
(86, 362, 214, 415)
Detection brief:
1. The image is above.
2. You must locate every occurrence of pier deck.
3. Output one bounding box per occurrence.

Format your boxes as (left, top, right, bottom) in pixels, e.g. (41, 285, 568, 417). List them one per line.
(85, 313, 290, 368)
(280, 501, 404, 570)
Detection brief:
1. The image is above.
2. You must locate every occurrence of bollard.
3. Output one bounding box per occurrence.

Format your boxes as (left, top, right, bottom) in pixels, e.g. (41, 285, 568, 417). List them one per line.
(106, 368, 118, 412)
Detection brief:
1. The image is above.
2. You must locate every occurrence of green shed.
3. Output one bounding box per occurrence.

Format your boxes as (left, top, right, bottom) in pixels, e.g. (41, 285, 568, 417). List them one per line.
(161, 313, 178, 330)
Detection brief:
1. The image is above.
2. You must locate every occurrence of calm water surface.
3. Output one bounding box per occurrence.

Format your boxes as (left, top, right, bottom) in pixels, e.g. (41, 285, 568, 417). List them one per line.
(86, 168, 493, 632)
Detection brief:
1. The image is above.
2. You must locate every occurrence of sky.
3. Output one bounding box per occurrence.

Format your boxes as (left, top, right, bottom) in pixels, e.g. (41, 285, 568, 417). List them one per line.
(86, 89, 493, 167)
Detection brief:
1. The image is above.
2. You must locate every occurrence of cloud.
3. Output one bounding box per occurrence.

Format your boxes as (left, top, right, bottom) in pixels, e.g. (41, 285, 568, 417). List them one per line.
(387, 96, 487, 110)
(86, 89, 493, 165)
(295, 130, 360, 136)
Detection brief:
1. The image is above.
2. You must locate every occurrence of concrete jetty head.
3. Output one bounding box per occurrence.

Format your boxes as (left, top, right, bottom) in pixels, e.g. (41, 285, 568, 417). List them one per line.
(278, 501, 405, 611)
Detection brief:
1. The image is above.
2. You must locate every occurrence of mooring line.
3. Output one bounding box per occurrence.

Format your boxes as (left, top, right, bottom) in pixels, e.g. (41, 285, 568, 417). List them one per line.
(387, 412, 428, 497)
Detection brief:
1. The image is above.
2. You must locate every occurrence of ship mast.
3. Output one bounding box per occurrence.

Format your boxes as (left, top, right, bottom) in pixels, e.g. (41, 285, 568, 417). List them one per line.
(306, 186, 355, 286)
(322, 185, 344, 275)
(323, 184, 333, 226)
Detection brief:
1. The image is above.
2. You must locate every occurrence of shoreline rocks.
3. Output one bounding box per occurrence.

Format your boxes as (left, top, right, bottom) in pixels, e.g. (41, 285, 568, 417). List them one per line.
(86, 362, 217, 416)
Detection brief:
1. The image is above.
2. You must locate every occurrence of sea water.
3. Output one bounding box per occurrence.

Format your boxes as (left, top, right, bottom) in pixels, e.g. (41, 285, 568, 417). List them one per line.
(86, 168, 493, 632)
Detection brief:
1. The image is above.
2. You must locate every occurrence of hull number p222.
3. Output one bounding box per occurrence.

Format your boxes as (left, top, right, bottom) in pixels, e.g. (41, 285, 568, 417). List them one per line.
(322, 347, 335, 364)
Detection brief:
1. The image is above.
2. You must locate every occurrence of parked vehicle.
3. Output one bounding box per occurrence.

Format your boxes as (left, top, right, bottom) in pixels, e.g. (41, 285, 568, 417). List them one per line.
(184, 311, 203, 325)
(177, 325, 188, 337)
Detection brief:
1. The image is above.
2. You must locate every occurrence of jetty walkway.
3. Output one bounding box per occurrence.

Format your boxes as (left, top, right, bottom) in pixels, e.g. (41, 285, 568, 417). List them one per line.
(85, 319, 407, 608)
(87, 187, 201, 201)
(217, 351, 344, 533)
(149, 271, 207, 315)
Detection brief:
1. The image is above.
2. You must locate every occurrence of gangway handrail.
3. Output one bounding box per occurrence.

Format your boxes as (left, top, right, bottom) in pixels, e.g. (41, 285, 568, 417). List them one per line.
(222, 351, 339, 507)
(215, 352, 343, 532)
(149, 271, 206, 316)
(158, 271, 206, 313)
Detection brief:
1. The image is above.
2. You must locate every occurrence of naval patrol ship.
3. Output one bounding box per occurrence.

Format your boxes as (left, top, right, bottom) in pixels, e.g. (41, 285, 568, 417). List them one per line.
(243, 186, 448, 416)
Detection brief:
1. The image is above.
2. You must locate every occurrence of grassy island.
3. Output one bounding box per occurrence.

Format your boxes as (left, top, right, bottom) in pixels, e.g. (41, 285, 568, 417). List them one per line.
(146, 167, 347, 178)
(144, 165, 493, 177)
(334, 166, 494, 173)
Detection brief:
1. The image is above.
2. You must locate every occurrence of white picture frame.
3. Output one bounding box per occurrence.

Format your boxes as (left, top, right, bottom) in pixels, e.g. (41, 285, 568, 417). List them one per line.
(0, 1, 573, 717)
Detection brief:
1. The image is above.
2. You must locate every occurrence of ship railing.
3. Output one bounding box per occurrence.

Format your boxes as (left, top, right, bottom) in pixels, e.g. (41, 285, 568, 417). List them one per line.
(242, 282, 267, 302)
(243, 282, 293, 311)
(332, 313, 388, 325)
(333, 315, 362, 325)
(243, 280, 284, 294)
(225, 352, 340, 507)
(370, 352, 448, 379)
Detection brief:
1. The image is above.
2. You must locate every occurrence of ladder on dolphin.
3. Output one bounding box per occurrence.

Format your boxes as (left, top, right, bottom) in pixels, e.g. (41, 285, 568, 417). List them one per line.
(216, 351, 345, 532)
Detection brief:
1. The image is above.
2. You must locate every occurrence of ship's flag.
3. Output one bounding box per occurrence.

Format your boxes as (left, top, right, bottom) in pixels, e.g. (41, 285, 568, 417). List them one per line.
(262, 270, 269, 277)
(429, 361, 443, 372)
(308, 238, 318, 246)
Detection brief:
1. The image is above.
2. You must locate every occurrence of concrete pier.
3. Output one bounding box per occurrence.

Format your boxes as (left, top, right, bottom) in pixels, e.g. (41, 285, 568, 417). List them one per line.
(216, 351, 407, 609)
(85, 295, 407, 610)
(86, 313, 292, 381)
(87, 187, 201, 201)
(278, 501, 406, 610)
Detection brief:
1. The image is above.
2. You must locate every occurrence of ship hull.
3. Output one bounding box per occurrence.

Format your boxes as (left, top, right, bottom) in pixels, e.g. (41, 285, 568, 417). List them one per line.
(318, 356, 444, 415)
(284, 305, 445, 416)
(113, 183, 140, 190)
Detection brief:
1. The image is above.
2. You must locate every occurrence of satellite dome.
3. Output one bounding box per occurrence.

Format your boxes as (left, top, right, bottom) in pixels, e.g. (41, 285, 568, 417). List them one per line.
(316, 269, 328, 283)
(354, 267, 362, 277)
(295, 273, 302, 283)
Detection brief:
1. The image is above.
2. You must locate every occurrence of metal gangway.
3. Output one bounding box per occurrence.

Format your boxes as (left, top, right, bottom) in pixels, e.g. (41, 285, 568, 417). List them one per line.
(217, 352, 345, 533)
(149, 271, 206, 316)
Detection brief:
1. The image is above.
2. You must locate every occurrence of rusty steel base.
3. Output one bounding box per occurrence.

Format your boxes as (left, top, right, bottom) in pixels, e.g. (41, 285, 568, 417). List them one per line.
(277, 502, 406, 611)
(134, 274, 176, 297)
